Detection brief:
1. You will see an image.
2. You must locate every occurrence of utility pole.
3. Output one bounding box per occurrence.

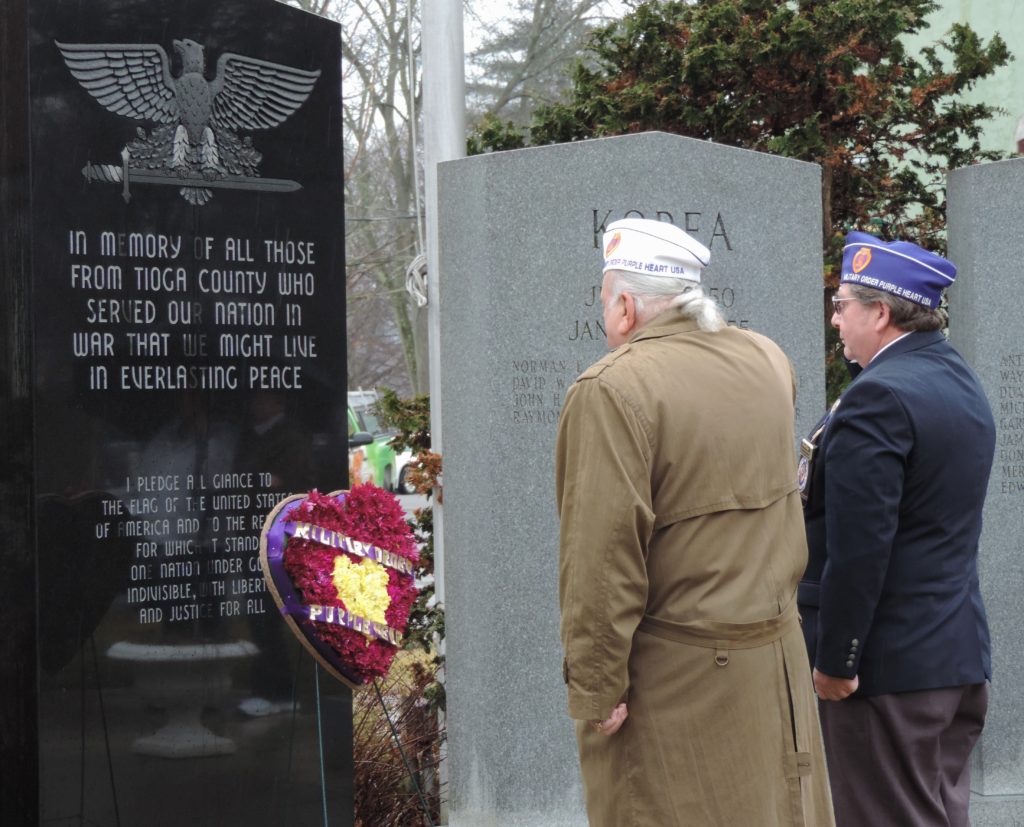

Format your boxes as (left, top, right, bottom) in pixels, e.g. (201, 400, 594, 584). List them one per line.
(422, 0, 464, 610)
(422, 1, 464, 820)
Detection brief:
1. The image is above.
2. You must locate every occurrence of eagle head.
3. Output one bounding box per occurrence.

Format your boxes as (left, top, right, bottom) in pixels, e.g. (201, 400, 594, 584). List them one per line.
(172, 39, 206, 74)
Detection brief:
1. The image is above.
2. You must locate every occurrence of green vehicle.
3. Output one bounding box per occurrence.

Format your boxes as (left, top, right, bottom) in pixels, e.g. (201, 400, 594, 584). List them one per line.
(347, 390, 399, 491)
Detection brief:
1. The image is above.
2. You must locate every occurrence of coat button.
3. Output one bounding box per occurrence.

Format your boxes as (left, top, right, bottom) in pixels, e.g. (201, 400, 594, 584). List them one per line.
(851, 639, 859, 647)
(845, 659, 855, 668)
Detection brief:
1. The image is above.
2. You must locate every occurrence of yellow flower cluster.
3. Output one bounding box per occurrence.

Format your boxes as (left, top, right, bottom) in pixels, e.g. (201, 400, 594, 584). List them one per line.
(332, 555, 390, 625)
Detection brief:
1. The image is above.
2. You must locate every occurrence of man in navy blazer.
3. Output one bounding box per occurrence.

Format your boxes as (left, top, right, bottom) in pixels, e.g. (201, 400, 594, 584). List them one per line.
(798, 232, 995, 827)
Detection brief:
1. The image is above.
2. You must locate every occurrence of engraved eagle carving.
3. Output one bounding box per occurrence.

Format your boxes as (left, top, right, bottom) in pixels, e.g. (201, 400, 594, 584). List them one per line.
(56, 39, 320, 204)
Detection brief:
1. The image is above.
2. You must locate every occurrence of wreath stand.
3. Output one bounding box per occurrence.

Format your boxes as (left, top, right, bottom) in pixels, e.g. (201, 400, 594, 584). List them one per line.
(304, 664, 435, 827)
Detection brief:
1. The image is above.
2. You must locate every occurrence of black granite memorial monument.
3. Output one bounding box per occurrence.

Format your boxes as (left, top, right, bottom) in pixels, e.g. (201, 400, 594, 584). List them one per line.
(1, 0, 351, 823)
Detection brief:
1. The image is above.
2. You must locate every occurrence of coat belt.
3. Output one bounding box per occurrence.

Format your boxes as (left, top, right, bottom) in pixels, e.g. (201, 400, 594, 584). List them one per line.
(638, 599, 798, 660)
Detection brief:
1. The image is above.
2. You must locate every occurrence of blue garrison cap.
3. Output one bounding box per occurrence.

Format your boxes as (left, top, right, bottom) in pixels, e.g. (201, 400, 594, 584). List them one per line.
(840, 231, 956, 309)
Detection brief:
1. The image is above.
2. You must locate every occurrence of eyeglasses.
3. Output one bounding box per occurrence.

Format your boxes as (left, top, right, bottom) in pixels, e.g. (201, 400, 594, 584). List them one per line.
(831, 296, 859, 316)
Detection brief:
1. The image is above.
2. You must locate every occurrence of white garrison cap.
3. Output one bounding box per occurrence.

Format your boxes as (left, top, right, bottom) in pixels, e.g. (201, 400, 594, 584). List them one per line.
(602, 218, 710, 283)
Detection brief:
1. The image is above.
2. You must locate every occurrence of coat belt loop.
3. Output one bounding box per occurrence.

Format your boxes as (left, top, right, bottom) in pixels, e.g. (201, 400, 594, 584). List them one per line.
(715, 643, 729, 666)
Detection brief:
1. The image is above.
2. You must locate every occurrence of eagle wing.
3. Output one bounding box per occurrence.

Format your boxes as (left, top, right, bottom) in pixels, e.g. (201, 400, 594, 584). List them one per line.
(210, 52, 320, 132)
(55, 41, 178, 124)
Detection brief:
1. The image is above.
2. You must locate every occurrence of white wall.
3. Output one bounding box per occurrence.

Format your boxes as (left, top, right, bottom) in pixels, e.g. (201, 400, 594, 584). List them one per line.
(904, 0, 1024, 155)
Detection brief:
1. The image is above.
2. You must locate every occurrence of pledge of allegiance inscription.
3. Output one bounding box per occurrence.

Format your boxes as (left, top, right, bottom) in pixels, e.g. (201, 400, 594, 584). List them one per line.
(112, 472, 275, 623)
(998, 352, 1024, 495)
(509, 207, 748, 427)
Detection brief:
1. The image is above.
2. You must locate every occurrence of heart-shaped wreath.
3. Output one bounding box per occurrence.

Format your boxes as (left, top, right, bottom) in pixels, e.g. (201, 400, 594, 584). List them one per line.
(260, 485, 419, 687)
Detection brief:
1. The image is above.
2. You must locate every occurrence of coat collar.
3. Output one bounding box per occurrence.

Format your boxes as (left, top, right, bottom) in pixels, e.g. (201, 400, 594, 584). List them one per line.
(627, 310, 701, 345)
(861, 329, 945, 373)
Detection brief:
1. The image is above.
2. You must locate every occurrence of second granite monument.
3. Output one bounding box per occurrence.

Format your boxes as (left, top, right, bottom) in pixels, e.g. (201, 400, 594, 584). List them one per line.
(948, 157, 1024, 826)
(437, 132, 825, 825)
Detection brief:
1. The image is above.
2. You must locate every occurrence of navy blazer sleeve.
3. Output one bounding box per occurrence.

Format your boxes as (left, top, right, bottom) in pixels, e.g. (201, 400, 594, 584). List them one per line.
(815, 376, 913, 678)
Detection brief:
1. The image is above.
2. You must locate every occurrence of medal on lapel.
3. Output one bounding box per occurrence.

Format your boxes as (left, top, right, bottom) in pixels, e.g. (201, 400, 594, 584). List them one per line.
(799, 398, 841, 505)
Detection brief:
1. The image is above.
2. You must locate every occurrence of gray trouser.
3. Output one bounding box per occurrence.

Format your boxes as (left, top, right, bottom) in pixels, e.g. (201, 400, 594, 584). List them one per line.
(819, 683, 988, 827)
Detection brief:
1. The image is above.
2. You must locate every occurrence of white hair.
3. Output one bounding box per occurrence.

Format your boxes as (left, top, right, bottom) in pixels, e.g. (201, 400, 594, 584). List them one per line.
(606, 269, 725, 332)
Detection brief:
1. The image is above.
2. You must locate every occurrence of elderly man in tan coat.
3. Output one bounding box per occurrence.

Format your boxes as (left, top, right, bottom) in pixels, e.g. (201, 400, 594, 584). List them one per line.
(556, 218, 834, 826)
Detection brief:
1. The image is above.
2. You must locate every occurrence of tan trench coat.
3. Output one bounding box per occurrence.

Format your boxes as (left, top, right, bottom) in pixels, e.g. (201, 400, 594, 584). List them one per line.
(556, 312, 834, 827)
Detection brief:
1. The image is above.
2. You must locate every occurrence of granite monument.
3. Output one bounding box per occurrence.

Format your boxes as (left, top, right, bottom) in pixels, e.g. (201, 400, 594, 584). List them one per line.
(437, 132, 825, 825)
(1, 0, 351, 823)
(949, 157, 1024, 826)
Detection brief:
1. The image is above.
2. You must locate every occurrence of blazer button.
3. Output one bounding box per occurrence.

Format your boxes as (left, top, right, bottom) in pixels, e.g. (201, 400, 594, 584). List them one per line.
(845, 659, 855, 668)
(851, 639, 859, 647)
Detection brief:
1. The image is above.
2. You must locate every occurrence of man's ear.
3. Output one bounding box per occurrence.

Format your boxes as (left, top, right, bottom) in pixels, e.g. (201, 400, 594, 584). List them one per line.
(872, 299, 891, 332)
(615, 292, 638, 340)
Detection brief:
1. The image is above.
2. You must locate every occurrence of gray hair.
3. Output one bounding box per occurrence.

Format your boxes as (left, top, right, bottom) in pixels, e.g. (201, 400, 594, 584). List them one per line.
(847, 284, 946, 332)
(606, 269, 725, 332)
